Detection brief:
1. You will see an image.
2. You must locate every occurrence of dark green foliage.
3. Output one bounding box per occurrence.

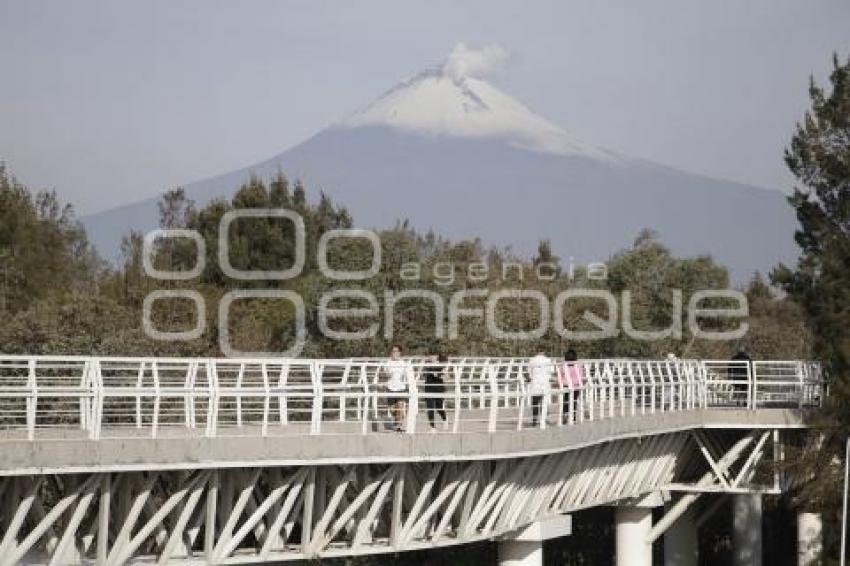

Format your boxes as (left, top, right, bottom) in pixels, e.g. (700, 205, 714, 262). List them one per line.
(0, 166, 101, 315)
(774, 53, 850, 380)
(771, 53, 850, 561)
(0, 161, 813, 362)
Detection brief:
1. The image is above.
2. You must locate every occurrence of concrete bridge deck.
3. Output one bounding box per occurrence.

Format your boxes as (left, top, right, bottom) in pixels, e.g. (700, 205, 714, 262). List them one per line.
(0, 408, 809, 475)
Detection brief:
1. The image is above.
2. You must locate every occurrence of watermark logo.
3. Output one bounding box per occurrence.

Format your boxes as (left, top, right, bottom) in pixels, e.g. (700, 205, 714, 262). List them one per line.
(142, 208, 749, 356)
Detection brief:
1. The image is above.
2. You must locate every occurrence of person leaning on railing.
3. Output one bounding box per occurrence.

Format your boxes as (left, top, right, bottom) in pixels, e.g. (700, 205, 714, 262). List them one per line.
(382, 344, 413, 432)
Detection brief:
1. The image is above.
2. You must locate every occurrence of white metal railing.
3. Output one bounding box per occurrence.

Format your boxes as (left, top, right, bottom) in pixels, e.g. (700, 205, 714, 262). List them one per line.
(0, 356, 825, 440)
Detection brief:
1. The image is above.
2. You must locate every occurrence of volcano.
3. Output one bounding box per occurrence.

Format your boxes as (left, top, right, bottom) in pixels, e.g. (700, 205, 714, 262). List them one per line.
(83, 44, 797, 280)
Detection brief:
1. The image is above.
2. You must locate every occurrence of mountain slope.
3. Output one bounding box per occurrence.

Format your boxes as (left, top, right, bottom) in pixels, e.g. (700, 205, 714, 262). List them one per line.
(83, 45, 797, 280)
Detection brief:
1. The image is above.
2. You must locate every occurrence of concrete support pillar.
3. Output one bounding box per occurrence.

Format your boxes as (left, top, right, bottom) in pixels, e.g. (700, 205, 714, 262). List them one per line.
(616, 506, 653, 566)
(797, 512, 822, 566)
(732, 494, 762, 566)
(498, 539, 543, 566)
(498, 514, 571, 566)
(664, 506, 698, 566)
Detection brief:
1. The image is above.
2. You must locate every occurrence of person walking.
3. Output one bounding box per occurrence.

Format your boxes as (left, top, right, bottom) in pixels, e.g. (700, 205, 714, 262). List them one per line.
(423, 353, 449, 431)
(557, 348, 584, 424)
(527, 350, 553, 427)
(383, 344, 413, 432)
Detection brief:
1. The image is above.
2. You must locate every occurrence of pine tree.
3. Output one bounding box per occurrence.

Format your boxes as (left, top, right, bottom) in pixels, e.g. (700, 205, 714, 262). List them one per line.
(772, 53, 850, 548)
(775, 54, 850, 374)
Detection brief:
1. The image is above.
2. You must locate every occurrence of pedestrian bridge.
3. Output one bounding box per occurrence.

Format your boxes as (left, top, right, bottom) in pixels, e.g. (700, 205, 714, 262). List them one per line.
(0, 356, 825, 565)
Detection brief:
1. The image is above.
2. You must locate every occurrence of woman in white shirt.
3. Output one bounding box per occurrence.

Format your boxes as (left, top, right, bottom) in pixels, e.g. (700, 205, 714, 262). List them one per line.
(527, 351, 553, 427)
(383, 344, 413, 432)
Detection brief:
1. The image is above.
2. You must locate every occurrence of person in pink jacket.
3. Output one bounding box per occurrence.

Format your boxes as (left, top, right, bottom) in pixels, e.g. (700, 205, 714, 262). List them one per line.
(557, 348, 584, 423)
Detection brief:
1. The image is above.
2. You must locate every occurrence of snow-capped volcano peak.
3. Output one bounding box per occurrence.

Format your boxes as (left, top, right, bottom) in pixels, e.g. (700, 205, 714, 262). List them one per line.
(340, 43, 617, 161)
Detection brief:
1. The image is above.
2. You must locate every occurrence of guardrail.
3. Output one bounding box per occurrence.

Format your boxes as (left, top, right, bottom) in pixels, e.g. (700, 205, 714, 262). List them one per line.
(0, 356, 824, 440)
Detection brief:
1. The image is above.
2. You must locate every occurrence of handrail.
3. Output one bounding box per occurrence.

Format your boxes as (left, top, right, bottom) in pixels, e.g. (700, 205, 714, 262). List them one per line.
(0, 356, 825, 441)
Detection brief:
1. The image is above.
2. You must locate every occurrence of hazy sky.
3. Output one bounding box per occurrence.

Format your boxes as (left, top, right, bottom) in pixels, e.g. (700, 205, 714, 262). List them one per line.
(1, 0, 848, 214)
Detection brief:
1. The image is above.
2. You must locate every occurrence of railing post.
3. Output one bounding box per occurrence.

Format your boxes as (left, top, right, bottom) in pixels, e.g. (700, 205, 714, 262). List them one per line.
(648, 363, 656, 415)
(618, 362, 626, 417)
(206, 359, 219, 438)
(556, 364, 564, 427)
(361, 370, 371, 435)
(695, 361, 704, 408)
(310, 361, 323, 435)
(135, 361, 144, 429)
(261, 363, 270, 437)
(658, 361, 666, 412)
(278, 362, 289, 425)
(90, 358, 103, 441)
(539, 365, 549, 431)
(516, 363, 526, 431)
(340, 361, 351, 422)
(406, 371, 418, 434)
(452, 365, 462, 433)
(186, 360, 197, 429)
(693, 361, 701, 409)
(26, 359, 36, 441)
(235, 363, 245, 427)
(151, 361, 160, 438)
(749, 362, 756, 410)
(678, 361, 684, 409)
(668, 361, 675, 411)
(504, 360, 514, 408)
(477, 361, 486, 409)
(597, 362, 606, 418)
(356, 363, 366, 422)
(672, 360, 681, 411)
(695, 361, 701, 409)
(488, 363, 499, 432)
(370, 364, 380, 422)
(574, 364, 583, 425)
(79, 360, 88, 431)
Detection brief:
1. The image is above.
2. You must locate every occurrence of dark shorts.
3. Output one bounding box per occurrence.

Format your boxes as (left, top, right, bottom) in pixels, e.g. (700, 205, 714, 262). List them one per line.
(423, 383, 446, 395)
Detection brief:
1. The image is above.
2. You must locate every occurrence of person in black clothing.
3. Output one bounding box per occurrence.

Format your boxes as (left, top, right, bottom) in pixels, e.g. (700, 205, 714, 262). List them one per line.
(729, 349, 752, 406)
(423, 353, 449, 431)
